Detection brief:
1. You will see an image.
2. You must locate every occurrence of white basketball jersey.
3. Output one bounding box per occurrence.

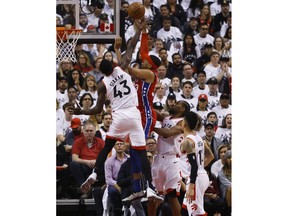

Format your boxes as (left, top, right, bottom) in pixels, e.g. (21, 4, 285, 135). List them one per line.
(186, 134, 206, 174)
(102, 66, 138, 111)
(157, 117, 183, 155)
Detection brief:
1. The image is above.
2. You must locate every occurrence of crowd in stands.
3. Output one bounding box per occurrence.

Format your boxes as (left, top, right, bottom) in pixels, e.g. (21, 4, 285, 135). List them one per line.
(56, 0, 232, 215)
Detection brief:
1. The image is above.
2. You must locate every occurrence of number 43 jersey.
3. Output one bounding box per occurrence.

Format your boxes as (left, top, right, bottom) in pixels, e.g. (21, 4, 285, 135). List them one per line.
(102, 66, 138, 111)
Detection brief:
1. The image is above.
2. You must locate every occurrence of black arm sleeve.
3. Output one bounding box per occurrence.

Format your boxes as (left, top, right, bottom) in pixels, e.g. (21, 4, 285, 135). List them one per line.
(187, 153, 198, 184)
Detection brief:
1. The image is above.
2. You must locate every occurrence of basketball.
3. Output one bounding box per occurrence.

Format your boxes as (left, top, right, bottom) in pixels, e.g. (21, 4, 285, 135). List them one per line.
(127, 2, 145, 20)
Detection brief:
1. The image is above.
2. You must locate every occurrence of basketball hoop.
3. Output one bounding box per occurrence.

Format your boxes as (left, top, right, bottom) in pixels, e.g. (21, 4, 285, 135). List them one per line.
(56, 27, 83, 63)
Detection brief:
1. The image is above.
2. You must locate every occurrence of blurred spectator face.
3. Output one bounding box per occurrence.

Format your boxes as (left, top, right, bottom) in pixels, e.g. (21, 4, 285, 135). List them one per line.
(171, 77, 181, 89)
(159, 49, 168, 61)
(199, 24, 209, 37)
(83, 124, 96, 143)
(182, 83, 193, 96)
(58, 79, 68, 91)
(163, 19, 172, 31)
(79, 14, 88, 26)
(156, 65, 167, 79)
(182, 64, 193, 78)
(160, 6, 170, 16)
(121, 2, 129, 13)
(102, 113, 112, 128)
(172, 54, 182, 66)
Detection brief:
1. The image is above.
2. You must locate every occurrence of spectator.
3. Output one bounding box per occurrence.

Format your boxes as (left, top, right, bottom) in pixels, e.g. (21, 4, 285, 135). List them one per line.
(185, 0, 203, 20)
(56, 77, 69, 109)
(105, 141, 129, 215)
(67, 86, 80, 108)
(192, 70, 209, 98)
(206, 111, 219, 131)
(103, 51, 118, 68)
(79, 74, 98, 108)
(156, 15, 183, 53)
(218, 150, 232, 215)
(157, 65, 171, 95)
(218, 55, 232, 95)
(183, 16, 199, 36)
(206, 77, 221, 110)
(103, 0, 114, 20)
(95, 112, 112, 141)
(177, 81, 197, 110)
(203, 51, 221, 81)
(158, 47, 173, 70)
(210, 144, 228, 178)
(74, 43, 95, 66)
(79, 13, 90, 32)
(63, 117, 83, 161)
(88, 56, 104, 84)
(57, 60, 73, 80)
(56, 102, 75, 144)
(167, 53, 184, 80)
(193, 23, 215, 54)
(117, 157, 146, 216)
(210, 0, 232, 17)
(153, 83, 167, 106)
(84, 3, 112, 28)
(215, 113, 232, 147)
(73, 51, 94, 75)
(192, 94, 211, 137)
(181, 63, 197, 87)
(119, 1, 133, 51)
(103, 99, 112, 113)
(179, 33, 201, 66)
(169, 75, 183, 99)
(213, 36, 226, 56)
(56, 141, 71, 199)
(76, 93, 94, 125)
(56, 14, 63, 26)
(202, 122, 223, 161)
(149, 38, 173, 62)
(212, 93, 232, 127)
(70, 120, 105, 198)
(66, 69, 85, 93)
(197, 4, 213, 33)
(150, 4, 182, 38)
(143, 0, 161, 24)
(195, 42, 214, 72)
(204, 169, 227, 215)
(145, 137, 158, 156)
(166, 0, 187, 29)
(163, 92, 177, 116)
(212, 1, 231, 37)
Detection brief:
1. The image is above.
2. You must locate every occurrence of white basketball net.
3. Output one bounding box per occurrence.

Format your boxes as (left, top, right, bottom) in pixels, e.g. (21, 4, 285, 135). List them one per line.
(56, 29, 82, 64)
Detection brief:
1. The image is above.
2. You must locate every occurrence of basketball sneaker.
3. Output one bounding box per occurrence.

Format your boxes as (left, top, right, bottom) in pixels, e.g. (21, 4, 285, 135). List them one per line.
(122, 190, 146, 202)
(146, 187, 164, 202)
(80, 172, 97, 193)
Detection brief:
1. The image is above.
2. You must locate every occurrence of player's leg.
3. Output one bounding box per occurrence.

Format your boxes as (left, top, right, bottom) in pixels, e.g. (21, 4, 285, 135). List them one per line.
(80, 136, 118, 192)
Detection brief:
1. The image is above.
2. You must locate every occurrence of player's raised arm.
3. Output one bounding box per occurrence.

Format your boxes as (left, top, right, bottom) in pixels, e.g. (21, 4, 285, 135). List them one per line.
(119, 19, 146, 70)
(127, 66, 155, 83)
(74, 81, 106, 115)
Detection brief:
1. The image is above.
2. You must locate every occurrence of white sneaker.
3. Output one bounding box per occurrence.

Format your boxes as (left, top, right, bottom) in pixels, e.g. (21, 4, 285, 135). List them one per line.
(122, 190, 146, 202)
(146, 187, 164, 202)
(80, 172, 97, 193)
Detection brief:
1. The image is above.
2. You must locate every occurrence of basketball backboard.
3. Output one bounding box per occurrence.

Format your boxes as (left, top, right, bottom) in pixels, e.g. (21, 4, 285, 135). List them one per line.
(56, 0, 120, 44)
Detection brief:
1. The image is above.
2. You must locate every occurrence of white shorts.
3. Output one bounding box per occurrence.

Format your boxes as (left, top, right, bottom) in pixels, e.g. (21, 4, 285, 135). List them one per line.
(107, 106, 146, 147)
(151, 154, 182, 195)
(182, 172, 209, 216)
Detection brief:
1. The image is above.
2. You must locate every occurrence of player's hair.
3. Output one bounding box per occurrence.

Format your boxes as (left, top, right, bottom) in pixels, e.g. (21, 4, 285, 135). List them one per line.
(99, 59, 114, 75)
(179, 100, 190, 116)
(184, 111, 199, 131)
